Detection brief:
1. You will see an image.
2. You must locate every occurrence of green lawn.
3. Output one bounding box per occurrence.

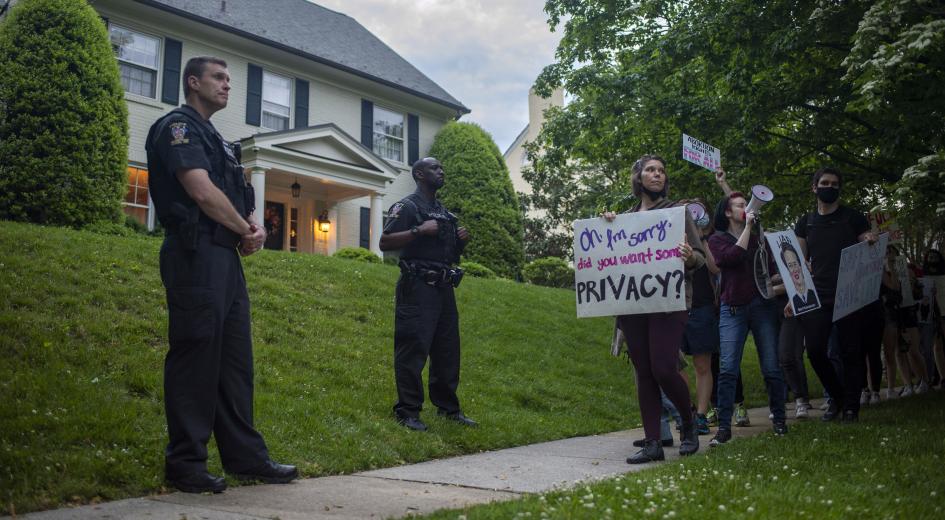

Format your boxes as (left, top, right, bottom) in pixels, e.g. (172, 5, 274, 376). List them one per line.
(428, 391, 945, 520)
(0, 220, 775, 515)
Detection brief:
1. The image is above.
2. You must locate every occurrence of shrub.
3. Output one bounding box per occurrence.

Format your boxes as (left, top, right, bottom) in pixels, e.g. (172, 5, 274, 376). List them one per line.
(460, 261, 497, 279)
(0, 0, 128, 227)
(124, 215, 149, 235)
(333, 247, 381, 263)
(383, 254, 399, 266)
(429, 122, 525, 279)
(522, 257, 574, 289)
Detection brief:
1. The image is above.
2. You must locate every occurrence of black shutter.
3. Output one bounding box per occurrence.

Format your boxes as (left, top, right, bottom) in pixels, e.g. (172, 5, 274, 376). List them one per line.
(359, 207, 371, 249)
(161, 38, 182, 106)
(294, 78, 309, 129)
(360, 99, 373, 150)
(246, 64, 262, 126)
(101, 16, 109, 28)
(407, 113, 419, 166)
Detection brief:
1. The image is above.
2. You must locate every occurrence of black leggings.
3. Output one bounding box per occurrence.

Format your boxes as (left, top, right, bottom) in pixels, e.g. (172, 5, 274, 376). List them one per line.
(861, 301, 885, 392)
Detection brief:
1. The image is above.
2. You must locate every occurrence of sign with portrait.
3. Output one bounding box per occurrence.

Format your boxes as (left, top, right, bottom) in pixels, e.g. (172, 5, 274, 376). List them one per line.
(833, 233, 889, 321)
(263, 201, 285, 251)
(573, 206, 687, 318)
(682, 133, 721, 172)
(765, 230, 820, 316)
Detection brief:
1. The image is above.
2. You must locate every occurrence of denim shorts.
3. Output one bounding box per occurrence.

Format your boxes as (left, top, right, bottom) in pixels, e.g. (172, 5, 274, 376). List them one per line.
(683, 304, 719, 355)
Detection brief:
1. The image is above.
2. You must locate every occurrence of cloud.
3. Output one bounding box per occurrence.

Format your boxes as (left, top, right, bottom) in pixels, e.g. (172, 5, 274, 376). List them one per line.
(312, 0, 562, 152)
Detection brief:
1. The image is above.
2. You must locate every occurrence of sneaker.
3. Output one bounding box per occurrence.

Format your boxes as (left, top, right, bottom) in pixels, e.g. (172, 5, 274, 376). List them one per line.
(900, 385, 914, 397)
(627, 440, 665, 464)
(735, 404, 750, 427)
(709, 428, 732, 447)
(768, 412, 774, 420)
(679, 419, 700, 456)
(773, 421, 788, 435)
(705, 407, 719, 426)
(916, 380, 929, 394)
(819, 398, 832, 411)
(869, 392, 881, 405)
(633, 438, 674, 448)
(696, 413, 711, 435)
(821, 401, 840, 422)
(860, 390, 870, 406)
(883, 388, 897, 400)
(794, 400, 810, 419)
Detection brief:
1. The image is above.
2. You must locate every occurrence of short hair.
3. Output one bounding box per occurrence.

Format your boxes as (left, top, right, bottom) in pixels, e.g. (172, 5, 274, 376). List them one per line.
(630, 154, 668, 198)
(713, 191, 745, 232)
(411, 157, 436, 181)
(779, 237, 800, 267)
(812, 167, 843, 188)
(182, 56, 228, 97)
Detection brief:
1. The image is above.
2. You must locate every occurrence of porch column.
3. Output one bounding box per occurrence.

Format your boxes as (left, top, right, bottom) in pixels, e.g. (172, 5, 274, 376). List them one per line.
(370, 192, 384, 256)
(250, 166, 266, 221)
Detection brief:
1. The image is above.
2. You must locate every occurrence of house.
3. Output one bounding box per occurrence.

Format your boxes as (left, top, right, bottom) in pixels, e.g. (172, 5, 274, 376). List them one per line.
(95, 0, 468, 255)
(502, 87, 563, 204)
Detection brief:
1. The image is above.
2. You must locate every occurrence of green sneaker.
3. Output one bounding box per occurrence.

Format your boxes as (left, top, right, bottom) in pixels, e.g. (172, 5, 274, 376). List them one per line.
(735, 403, 751, 427)
(705, 407, 719, 426)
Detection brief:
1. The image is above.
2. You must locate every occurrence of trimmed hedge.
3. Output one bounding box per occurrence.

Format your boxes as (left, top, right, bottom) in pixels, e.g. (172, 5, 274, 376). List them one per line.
(429, 122, 525, 279)
(522, 257, 574, 289)
(332, 247, 381, 263)
(0, 0, 128, 227)
(459, 261, 497, 279)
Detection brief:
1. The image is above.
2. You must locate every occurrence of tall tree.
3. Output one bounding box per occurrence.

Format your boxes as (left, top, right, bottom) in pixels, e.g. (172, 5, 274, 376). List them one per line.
(0, 0, 128, 227)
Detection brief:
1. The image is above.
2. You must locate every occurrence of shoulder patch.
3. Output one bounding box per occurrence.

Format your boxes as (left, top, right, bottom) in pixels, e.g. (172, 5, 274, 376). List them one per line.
(388, 202, 404, 219)
(169, 122, 190, 146)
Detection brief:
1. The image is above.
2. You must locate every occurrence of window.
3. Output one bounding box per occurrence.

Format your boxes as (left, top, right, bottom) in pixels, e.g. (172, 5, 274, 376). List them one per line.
(123, 166, 150, 225)
(110, 25, 159, 98)
(262, 71, 291, 131)
(373, 106, 404, 162)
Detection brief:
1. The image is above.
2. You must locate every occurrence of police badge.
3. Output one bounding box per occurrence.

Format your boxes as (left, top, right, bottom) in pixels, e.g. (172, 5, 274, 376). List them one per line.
(169, 122, 189, 145)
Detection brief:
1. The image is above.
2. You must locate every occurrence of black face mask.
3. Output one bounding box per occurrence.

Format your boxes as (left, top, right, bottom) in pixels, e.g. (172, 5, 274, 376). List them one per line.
(816, 186, 840, 204)
(642, 186, 665, 201)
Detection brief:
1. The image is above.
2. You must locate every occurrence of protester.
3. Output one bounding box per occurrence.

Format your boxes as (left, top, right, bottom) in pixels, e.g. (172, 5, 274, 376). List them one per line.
(603, 155, 705, 463)
(920, 249, 945, 388)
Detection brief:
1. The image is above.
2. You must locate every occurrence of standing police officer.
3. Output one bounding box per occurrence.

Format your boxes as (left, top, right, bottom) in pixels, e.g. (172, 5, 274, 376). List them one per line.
(146, 56, 297, 493)
(380, 158, 477, 431)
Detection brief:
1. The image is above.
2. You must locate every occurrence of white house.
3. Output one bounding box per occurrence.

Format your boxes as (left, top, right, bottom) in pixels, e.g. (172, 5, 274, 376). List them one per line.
(95, 0, 468, 255)
(503, 87, 563, 200)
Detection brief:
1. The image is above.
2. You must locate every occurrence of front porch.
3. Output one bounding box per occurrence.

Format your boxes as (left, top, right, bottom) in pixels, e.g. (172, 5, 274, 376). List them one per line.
(240, 124, 398, 255)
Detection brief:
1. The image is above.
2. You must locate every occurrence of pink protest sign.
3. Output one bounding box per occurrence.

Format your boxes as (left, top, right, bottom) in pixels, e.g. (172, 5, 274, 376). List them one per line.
(682, 133, 721, 172)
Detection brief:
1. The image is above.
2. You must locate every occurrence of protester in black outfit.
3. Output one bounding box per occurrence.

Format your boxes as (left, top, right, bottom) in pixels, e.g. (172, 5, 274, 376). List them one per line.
(791, 167, 877, 422)
(146, 56, 297, 493)
(380, 158, 476, 431)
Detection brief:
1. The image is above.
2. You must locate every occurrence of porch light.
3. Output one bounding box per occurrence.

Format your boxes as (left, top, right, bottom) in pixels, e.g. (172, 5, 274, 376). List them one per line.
(317, 210, 331, 233)
(291, 177, 301, 198)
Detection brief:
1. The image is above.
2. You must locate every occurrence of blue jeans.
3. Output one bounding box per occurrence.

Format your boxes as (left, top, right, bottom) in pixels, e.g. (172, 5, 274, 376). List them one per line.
(659, 391, 682, 441)
(718, 296, 787, 427)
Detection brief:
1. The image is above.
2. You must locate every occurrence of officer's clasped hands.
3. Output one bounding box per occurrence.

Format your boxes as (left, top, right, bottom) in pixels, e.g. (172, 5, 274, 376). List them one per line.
(417, 219, 440, 236)
(239, 222, 266, 256)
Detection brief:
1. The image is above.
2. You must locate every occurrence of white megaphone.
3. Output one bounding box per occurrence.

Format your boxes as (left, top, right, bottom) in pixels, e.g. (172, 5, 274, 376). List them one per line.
(745, 184, 774, 215)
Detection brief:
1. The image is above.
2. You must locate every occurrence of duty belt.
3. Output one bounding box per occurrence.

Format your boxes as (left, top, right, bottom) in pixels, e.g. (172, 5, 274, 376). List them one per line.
(400, 261, 464, 288)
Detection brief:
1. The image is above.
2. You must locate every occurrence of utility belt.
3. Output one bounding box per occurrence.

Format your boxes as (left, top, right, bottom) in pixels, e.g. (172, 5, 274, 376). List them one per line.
(165, 220, 241, 251)
(399, 260, 464, 288)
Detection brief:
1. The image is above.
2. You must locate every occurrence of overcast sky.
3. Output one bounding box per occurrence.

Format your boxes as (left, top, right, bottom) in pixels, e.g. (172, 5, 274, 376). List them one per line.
(313, 0, 563, 153)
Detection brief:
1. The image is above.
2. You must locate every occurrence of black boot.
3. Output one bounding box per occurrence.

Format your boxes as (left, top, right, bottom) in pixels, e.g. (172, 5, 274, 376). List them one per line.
(627, 439, 665, 464)
(679, 415, 700, 456)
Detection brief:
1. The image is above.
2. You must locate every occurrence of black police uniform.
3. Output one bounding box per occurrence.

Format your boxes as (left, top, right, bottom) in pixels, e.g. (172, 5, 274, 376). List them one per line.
(146, 105, 269, 479)
(383, 191, 466, 420)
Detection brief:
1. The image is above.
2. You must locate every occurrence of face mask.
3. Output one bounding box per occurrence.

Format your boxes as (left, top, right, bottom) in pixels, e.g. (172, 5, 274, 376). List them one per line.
(641, 186, 665, 201)
(816, 187, 840, 203)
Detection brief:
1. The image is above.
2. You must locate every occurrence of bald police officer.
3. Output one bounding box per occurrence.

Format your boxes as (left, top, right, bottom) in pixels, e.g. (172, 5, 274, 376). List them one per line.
(380, 158, 477, 431)
(146, 56, 297, 493)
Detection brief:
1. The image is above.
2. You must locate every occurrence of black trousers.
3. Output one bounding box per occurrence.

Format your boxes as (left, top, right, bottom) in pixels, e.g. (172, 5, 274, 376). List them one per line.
(160, 234, 268, 478)
(393, 273, 461, 418)
(798, 302, 869, 414)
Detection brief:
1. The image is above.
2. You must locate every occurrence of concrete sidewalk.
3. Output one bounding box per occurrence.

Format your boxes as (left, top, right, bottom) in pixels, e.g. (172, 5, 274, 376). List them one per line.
(10, 402, 818, 519)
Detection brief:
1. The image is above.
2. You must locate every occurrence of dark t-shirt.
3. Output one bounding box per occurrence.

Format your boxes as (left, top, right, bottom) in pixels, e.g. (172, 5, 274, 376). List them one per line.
(690, 265, 715, 308)
(794, 205, 869, 303)
(383, 192, 462, 267)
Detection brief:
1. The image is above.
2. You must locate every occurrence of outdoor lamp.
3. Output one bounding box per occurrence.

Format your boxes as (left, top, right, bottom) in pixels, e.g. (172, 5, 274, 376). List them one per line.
(291, 178, 301, 198)
(318, 210, 331, 233)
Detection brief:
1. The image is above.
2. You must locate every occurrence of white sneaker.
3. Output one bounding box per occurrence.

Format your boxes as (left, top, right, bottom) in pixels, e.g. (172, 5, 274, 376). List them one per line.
(795, 400, 810, 419)
(860, 390, 870, 406)
(819, 399, 832, 410)
(768, 412, 774, 420)
(901, 385, 914, 397)
(870, 392, 881, 405)
(883, 388, 898, 400)
(916, 380, 929, 394)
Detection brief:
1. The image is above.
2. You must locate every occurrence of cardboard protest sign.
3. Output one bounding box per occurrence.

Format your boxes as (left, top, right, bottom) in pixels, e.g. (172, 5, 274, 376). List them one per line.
(765, 230, 820, 316)
(868, 210, 903, 245)
(682, 133, 721, 172)
(894, 256, 916, 307)
(573, 206, 687, 318)
(833, 233, 888, 321)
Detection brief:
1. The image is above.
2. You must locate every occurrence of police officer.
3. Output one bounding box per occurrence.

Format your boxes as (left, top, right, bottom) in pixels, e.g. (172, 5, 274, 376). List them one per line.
(380, 158, 476, 431)
(146, 56, 297, 493)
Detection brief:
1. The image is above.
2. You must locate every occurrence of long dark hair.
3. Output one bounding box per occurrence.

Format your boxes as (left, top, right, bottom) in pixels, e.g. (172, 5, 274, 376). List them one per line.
(713, 191, 745, 232)
(630, 154, 668, 199)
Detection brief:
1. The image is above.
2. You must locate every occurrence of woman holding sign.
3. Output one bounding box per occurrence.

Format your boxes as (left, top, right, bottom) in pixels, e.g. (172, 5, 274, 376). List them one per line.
(603, 155, 706, 464)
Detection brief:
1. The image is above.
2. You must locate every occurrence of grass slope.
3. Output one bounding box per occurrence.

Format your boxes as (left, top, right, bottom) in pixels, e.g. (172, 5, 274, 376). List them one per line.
(429, 392, 945, 520)
(0, 221, 776, 515)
